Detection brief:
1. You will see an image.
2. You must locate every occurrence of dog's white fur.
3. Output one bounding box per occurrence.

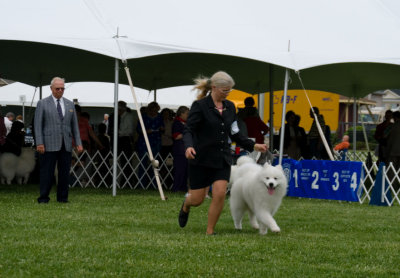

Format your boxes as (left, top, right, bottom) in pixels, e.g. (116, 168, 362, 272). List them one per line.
(0, 147, 36, 184)
(230, 156, 287, 235)
(0, 152, 19, 184)
(15, 148, 36, 184)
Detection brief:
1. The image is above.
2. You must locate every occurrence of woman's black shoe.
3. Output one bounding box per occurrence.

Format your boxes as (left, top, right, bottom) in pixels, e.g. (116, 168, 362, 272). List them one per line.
(178, 201, 189, 228)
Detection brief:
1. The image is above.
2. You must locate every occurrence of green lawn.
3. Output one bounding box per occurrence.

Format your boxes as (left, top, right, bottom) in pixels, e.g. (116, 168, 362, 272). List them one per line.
(0, 184, 399, 278)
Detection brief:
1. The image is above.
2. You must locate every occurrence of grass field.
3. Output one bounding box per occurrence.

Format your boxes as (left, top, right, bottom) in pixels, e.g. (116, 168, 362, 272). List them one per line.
(1, 184, 399, 278)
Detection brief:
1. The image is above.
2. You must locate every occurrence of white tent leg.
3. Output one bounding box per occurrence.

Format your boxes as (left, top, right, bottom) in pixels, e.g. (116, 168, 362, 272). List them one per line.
(258, 93, 265, 121)
(295, 71, 334, 161)
(353, 97, 357, 154)
(112, 59, 119, 196)
(269, 65, 274, 151)
(278, 69, 290, 165)
(124, 66, 166, 201)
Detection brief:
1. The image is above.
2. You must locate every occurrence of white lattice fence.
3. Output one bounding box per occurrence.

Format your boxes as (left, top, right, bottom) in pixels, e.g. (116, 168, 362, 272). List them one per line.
(69, 149, 399, 205)
(379, 163, 400, 206)
(70, 150, 174, 190)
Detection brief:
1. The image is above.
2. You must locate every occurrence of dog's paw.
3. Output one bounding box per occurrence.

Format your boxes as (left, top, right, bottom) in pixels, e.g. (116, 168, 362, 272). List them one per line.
(250, 223, 259, 230)
(270, 226, 281, 233)
(259, 228, 268, 235)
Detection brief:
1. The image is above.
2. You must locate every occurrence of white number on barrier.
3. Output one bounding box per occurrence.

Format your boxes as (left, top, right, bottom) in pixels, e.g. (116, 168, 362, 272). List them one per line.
(311, 171, 319, 190)
(350, 172, 358, 191)
(332, 172, 339, 191)
(294, 169, 298, 187)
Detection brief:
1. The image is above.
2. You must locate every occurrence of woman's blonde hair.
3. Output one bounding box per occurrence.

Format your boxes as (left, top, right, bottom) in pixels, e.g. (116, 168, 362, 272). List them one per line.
(193, 71, 235, 100)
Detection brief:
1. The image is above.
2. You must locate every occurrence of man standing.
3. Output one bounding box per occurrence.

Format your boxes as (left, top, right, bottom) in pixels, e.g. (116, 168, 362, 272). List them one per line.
(34, 77, 83, 203)
(374, 110, 393, 164)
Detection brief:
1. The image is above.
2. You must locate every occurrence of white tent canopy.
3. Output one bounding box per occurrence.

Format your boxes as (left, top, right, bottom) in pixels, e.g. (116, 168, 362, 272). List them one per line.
(2, 0, 400, 69)
(2, 0, 400, 96)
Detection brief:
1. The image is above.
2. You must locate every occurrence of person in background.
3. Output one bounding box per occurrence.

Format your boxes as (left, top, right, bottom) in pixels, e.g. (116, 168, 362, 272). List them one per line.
(171, 106, 190, 192)
(320, 123, 332, 160)
(136, 101, 164, 187)
(97, 123, 110, 155)
(118, 101, 138, 158)
(294, 114, 308, 159)
(34, 77, 83, 203)
(237, 97, 258, 120)
(280, 110, 301, 160)
(96, 123, 111, 185)
(334, 135, 350, 151)
(4, 117, 25, 156)
(0, 107, 6, 152)
(374, 109, 393, 165)
(384, 111, 400, 169)
(308, 107, 326, 159)
(103, 113, 109, 134)
(241, 98, 269, 144)
(16, 114, 24, 124)
(75, 105, 104, 153)
(136, 101, 164, 157)
(179, 71, 268, 235)
(4, 112, 15, 135)
(108, 101, 138, 158)
(160, 108, 174, 159)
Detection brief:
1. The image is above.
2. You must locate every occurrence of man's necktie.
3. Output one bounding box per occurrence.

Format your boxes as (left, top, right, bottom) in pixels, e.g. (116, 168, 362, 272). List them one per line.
(57, 99, 64, 120)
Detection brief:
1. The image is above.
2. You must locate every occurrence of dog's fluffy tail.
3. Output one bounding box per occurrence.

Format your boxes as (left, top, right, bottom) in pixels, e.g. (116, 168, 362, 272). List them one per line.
(229, 156, 255, 188)
(236, 156, 255, 166)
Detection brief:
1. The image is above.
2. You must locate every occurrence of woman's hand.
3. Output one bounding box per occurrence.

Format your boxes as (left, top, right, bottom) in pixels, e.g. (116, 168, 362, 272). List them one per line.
(254, 143, 268, 153)
(185, 147, 196, 159)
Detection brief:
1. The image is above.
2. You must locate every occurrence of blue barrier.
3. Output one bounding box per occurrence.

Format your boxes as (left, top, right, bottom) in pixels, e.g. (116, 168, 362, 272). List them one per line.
(280, 159, 363, 202)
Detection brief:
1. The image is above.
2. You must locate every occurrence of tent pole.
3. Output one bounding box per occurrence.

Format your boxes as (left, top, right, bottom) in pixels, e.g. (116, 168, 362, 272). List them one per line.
(39, 74, 43, 99)
(269, 64, 274, 151)
(123, 66, 166, 200)
(278, 69, 290, 165)
(353, 97, 357, 155)
(112, 59, 119, 196)
(258, 93, 264, 121)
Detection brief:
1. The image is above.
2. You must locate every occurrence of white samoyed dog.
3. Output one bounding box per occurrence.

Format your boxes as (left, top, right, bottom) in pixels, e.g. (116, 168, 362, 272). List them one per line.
(0, 147, 36, 184)
(229, 156, 288, 235)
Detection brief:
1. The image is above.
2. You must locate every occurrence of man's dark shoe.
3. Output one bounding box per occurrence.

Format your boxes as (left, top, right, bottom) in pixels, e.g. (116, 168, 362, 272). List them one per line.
(178, 201, 189, 228)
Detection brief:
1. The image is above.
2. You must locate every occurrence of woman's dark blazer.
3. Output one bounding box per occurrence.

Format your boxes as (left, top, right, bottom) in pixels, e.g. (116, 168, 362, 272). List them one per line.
(183, 94, 255, 168)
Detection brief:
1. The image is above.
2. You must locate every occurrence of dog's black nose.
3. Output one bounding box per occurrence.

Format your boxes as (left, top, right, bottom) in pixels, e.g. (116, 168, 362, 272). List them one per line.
(268, 182, 274, 188)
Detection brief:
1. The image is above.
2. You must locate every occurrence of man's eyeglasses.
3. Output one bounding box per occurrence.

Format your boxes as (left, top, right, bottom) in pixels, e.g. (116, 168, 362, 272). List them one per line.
(55, 87, 65, 91)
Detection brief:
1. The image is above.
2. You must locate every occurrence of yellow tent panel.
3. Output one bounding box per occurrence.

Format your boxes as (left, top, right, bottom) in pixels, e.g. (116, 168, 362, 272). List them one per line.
(227, 90, 339, 132)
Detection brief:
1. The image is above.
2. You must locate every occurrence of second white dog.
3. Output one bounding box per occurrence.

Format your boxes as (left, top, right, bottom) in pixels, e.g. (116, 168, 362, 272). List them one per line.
(0, 147, 36, 184)
(230, 156, 288, 235)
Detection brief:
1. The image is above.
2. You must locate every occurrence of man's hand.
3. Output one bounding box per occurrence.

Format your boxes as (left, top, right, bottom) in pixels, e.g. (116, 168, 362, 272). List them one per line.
(76, 145, 84, 153)
(185, 147, 196, 159)
(36, 144, 45, 154)
(254, 144, 268, 153)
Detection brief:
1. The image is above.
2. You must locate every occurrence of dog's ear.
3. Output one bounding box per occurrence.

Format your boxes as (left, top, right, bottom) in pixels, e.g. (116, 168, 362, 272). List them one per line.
(275, 164, 283, 171)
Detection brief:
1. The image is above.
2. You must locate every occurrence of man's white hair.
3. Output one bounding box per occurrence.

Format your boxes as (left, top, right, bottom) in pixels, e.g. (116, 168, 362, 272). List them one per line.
(50, 77, 65, 87)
